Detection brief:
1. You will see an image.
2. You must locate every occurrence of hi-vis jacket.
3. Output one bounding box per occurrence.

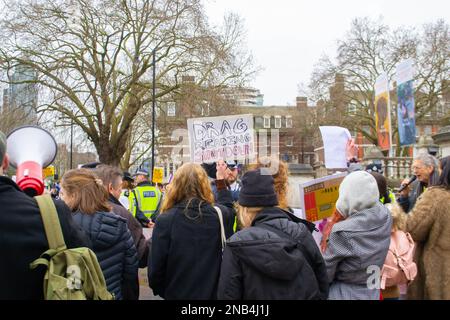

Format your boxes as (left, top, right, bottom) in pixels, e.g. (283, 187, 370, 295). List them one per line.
(130, 181, 162, 222)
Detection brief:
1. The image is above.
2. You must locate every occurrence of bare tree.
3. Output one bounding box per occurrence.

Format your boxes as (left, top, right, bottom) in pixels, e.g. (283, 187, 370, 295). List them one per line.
(308, 18, 450, 154)
(0, 0, 255, 165)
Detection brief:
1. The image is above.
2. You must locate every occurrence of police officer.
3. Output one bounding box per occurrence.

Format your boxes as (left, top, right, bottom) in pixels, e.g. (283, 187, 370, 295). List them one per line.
(131, 169, 162, 228)
(119, 171, 134, 210)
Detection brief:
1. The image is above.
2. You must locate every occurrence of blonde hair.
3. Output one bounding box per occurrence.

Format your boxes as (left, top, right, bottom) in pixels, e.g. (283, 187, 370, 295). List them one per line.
(387, 202, 407, 231)
(160, 163, 214, 213)
(248, 156, 289, 209)
(237, 205, 263, 228)
(61, 168, 111, 214)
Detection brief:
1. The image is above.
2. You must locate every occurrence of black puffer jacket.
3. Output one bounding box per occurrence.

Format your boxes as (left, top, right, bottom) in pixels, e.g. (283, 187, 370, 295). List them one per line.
(217, 207, 329, 300)
(73, 211, 139, 300)
(0, 177, 90, 300)
(148, 189, 235, 300)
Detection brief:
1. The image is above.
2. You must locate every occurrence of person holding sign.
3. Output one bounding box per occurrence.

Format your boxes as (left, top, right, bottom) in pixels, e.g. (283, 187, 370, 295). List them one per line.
(323, 171, 392, 300)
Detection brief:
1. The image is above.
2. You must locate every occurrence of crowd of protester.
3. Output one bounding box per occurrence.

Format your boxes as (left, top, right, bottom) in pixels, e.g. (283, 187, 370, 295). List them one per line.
(1, 129, 450, 300)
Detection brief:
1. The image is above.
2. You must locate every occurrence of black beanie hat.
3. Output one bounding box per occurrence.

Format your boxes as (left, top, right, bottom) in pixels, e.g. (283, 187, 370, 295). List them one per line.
(238, 169, 278, 207)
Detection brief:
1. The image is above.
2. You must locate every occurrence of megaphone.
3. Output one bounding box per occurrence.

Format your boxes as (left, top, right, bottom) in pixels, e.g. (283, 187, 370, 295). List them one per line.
(7, 126, 57, 196)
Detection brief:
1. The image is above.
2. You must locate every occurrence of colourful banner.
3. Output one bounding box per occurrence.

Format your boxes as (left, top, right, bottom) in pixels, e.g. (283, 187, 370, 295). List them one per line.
(299, 173, 347, 222)
(375, 73, 392, 151)
(396, 59, 416, 146)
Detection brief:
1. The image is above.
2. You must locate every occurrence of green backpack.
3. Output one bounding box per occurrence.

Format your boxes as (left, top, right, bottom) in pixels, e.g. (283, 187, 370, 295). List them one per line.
(30, 194, 114, 300)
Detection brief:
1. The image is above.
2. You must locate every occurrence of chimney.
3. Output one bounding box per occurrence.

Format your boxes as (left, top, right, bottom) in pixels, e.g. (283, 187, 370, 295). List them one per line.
(296, 96, 307, 108)
(335, 73, 345, 85)
(182, 75, 195, 83)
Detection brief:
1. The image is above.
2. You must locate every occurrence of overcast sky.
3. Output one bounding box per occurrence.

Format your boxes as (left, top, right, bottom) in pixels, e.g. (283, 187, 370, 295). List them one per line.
(204, 0, 450, 106)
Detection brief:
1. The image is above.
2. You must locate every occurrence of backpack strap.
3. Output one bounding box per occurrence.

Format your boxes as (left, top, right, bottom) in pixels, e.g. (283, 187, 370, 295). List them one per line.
(213, 206, 227, 251)
(35, 194, 67, 251)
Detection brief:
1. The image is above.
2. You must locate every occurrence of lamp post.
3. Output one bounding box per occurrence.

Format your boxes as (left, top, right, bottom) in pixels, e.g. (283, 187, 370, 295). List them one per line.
(151, 49, 156, 182)
(70, 118, 73, 169)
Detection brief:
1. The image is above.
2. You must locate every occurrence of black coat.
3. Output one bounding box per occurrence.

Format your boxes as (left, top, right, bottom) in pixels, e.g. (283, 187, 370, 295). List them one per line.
(73, 210, 139, 300)
(148, 189, 235, 300)
(217, 207, 329, 300)
(0, 177, 90, 300)
(397, 180, 425, 213)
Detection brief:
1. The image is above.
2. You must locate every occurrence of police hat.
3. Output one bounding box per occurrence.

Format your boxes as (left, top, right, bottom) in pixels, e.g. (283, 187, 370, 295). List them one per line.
(134, 169, 149, 177)
(123, 171, 134, 182)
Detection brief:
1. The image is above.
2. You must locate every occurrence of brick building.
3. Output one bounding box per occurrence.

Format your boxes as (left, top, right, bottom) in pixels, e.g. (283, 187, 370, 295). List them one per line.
(155, 83, 316, 178)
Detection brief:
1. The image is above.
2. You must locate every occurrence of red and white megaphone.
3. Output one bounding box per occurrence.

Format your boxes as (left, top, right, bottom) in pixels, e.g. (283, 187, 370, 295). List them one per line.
(7, 126, 57, 196)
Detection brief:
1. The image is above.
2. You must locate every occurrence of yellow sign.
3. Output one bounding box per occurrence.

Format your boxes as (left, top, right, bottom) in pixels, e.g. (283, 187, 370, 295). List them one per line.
(152, 167, 164, 184)
(43, 166, 55, 178)
(300, 173, 347, 222)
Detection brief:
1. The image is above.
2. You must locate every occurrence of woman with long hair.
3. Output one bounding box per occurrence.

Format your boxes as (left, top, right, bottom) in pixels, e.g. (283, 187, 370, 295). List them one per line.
(148, 162, 235, 299)
(217, 168, 329, 299)
(60, 168, 138, 300)
(248, 157, 316, 232)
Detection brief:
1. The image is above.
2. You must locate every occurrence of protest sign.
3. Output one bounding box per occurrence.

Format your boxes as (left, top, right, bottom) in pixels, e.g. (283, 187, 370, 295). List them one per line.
(299, 172, 347, 222)
(152, 167, 164, 184)
(319, 126, 351, 168)
(42, 165, 55, 178)
(187, 114, 255, 163)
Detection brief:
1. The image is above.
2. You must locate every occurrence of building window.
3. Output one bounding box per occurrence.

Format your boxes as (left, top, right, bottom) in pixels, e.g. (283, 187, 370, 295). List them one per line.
(275, 116, 281, 129)
(286, 136, 293, 147)
(255, 116, 263, 128)
(263, 115, 271, 128)
(304, 155, 311, 165)
(286, 116, 293, 128)
(167, 103, 176, 117)
(424, 125, 432, 135)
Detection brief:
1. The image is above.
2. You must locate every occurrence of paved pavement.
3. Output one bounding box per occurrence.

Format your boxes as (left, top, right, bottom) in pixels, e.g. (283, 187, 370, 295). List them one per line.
(139, 228, 163, 300)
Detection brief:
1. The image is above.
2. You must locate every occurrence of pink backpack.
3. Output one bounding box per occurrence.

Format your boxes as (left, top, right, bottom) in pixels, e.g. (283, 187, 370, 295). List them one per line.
(381, 230, 417, 289)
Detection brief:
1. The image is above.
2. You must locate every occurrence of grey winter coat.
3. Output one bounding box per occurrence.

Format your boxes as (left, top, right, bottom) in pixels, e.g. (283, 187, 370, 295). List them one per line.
(73, 211, 139, 300)
(323, 171, 392, 300)
(323, 203, 392, 300)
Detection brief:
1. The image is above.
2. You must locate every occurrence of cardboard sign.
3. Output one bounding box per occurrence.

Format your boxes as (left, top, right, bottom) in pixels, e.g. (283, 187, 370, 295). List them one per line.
(42, 166, 55, 178)
(187, 114, 255, 163)
(152, 167, 164, 184)
(299, 173, 347, 222)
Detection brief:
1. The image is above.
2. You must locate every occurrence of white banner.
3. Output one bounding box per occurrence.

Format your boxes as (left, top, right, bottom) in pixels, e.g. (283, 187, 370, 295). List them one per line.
(396, 58, 414, 85)
(319, 126, 351, 169)
(375, 72, 389, 95)
(187, 114, 255, 163)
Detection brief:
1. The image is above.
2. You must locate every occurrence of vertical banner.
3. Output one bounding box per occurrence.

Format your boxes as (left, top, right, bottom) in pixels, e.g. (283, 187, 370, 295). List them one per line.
(187, 114, 255, 163)
(396, 59, 416, 146)
(374, 73, 392, 151)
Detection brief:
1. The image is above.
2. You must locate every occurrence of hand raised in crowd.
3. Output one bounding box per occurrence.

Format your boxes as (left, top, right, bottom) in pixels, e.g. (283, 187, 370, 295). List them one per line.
(216, 160, 229, 180)
(346, 138, 358, 162)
